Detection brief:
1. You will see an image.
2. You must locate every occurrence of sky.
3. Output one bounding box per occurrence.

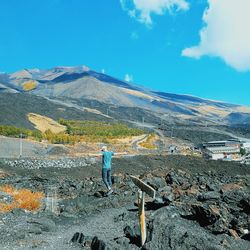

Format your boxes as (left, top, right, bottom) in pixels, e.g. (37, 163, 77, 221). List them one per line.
(0, 0, 250, 106)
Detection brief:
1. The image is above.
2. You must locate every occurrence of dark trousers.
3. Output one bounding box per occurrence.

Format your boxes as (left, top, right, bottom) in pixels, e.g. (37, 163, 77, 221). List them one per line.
(102, 168, 112, 190)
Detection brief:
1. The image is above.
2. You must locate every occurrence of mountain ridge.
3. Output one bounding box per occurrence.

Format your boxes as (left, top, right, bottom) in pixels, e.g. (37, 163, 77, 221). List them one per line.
(1, 65, 250, 126)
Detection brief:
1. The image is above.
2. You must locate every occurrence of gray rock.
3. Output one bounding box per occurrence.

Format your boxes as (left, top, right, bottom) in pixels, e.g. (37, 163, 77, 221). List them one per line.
(0, 191, 13, 203)
(191, 204, 219, 227)
(27, 217, 56, 232)
(143, 206, 249, 250)
(162, 193, 174, 203)
(146, 177, 166, 190)
(198, 191, 221, 201)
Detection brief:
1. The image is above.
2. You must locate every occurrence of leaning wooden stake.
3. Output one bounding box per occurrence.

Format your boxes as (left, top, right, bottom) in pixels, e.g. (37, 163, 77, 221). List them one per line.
(138, 190, 146, 246)
(130, 175, 156, 246)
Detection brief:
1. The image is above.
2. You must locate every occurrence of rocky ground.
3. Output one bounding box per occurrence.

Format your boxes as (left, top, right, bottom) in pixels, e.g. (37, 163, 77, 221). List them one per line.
(0, 155, 249, 250)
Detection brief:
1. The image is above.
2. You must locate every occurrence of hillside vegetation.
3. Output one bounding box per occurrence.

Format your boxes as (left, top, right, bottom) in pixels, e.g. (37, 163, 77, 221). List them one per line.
(59, 119, 144, 142)
(0, 125, 42, 140)
(0, 119, 145, 145)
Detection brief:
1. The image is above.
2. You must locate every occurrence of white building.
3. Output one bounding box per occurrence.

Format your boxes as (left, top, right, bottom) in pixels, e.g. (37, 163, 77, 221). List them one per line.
(204, 146, 240, 160)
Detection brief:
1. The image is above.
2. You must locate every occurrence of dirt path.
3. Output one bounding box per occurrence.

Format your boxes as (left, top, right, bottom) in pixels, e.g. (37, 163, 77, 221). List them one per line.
(41, 206, 131, 250)
(0, 136, 48, 158)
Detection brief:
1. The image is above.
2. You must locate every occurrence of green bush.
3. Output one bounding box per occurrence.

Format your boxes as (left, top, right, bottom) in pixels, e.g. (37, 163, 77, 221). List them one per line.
(0, 125, 42, 141)
(0, 119, 144, 145)
(240, 147, 246, 156)
(58, 120, 144, 139)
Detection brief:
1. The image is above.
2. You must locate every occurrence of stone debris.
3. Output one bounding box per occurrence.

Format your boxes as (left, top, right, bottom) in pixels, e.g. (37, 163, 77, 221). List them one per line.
(0, 155, 249, 249)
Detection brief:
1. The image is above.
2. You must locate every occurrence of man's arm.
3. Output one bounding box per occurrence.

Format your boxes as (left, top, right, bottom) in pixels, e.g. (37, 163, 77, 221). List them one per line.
(88, 153, 102, 157)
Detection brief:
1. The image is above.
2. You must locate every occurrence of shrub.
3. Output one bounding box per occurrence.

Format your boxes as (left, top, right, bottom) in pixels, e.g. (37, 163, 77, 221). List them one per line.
(0, 125, 42, 141)
(240, 148, 246, 156)
(0, 185, 44, 213)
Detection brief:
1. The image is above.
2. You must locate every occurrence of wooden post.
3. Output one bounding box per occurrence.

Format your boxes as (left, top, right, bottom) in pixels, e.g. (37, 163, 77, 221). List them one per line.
(138, 190, 146, 246)
(130, 175, 156, 246)
(130, 175, 156, 199)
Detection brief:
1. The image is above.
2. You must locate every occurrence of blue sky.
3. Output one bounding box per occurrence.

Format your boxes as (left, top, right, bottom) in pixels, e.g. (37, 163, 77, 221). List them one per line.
(0, 0, 250, 106)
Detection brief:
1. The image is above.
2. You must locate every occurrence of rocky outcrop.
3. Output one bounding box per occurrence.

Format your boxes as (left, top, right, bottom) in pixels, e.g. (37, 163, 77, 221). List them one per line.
(0, 156, 249, 249)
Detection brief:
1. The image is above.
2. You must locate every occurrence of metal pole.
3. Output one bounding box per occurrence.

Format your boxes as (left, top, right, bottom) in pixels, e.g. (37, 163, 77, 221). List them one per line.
(19, 133, 22, 158)
(171, 126, 174, 138)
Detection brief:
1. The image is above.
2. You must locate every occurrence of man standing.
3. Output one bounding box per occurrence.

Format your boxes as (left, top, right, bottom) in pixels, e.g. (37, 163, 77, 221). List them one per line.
(101, 146, 114, 196)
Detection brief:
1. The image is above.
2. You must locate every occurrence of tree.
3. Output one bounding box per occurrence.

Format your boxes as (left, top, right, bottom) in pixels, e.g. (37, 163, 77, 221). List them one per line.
(240, 148, 246, 156)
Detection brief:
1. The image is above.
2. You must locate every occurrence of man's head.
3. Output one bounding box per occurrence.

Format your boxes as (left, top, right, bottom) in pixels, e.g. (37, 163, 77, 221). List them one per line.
(101, 146, 107, 152)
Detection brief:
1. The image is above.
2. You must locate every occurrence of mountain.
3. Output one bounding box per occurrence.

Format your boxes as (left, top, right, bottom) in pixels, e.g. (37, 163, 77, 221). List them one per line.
(1, 65, 250, 126)
(0, 93, 114, 129)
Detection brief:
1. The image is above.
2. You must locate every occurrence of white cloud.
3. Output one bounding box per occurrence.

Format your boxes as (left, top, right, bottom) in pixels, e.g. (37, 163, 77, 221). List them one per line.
(182, 0, 250, 71)
(101, 69, 105, 74)
(124, 73, 133, 82)
(120, 0, 189, 25)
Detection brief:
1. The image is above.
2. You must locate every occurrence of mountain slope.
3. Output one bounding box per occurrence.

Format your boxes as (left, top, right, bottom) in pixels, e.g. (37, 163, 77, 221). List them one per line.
(1, 66, 250, 125)
(0, 93, 112, 129)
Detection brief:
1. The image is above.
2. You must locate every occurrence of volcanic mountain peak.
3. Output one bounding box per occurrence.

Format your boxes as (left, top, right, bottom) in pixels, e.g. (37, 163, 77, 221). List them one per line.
(51, 65, 90, 73)
(10, 69, 33, 79)
(1, 65, 250, 125)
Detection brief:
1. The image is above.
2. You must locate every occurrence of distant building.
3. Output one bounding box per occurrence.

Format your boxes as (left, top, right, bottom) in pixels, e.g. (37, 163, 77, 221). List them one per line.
(202, 140, 240, 148)
(204, 146, 240, 160)
(201, 140, 241, 161)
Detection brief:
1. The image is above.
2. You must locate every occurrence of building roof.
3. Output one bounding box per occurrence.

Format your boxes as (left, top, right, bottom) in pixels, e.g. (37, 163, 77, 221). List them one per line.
(206, 146, 240, 154)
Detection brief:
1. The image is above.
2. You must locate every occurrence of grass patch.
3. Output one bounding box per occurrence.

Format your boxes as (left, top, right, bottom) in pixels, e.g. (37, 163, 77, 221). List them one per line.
(139, 133, 157, 150)
(0, 185, 44, 213)
(22, 80, 37, 91)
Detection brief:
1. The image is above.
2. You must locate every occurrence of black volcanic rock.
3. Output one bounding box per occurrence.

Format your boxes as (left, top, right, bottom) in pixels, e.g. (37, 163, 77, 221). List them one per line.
(91, 236, 106, 250)
(0, 155, 250, 250)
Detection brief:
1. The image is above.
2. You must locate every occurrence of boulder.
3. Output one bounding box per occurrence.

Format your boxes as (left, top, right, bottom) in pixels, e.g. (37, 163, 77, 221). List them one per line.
(146, 177, 166, 190)
(71, 232, 85, 244)
(191, 204, 219, 227)
(91, 236, 106, 250)
(197, 191, 221, 201)
(27, 217, 56, 233)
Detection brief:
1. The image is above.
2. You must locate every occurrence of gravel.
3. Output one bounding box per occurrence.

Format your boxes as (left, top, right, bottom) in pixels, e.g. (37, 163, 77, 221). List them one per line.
(3, 157, 97, 169)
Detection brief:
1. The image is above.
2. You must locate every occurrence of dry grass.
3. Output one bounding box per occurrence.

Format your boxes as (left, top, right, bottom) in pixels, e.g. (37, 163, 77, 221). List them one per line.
(0, 185, 44, 213)
(22, 80, 37, 91)
(139, 133, 158, 150)
(193, 105, 230, 117)
(113, 134, 147, 144)
(234, 106, 250, 113)
(27, 113, 66, 133)
(119, 87, 161, 101)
